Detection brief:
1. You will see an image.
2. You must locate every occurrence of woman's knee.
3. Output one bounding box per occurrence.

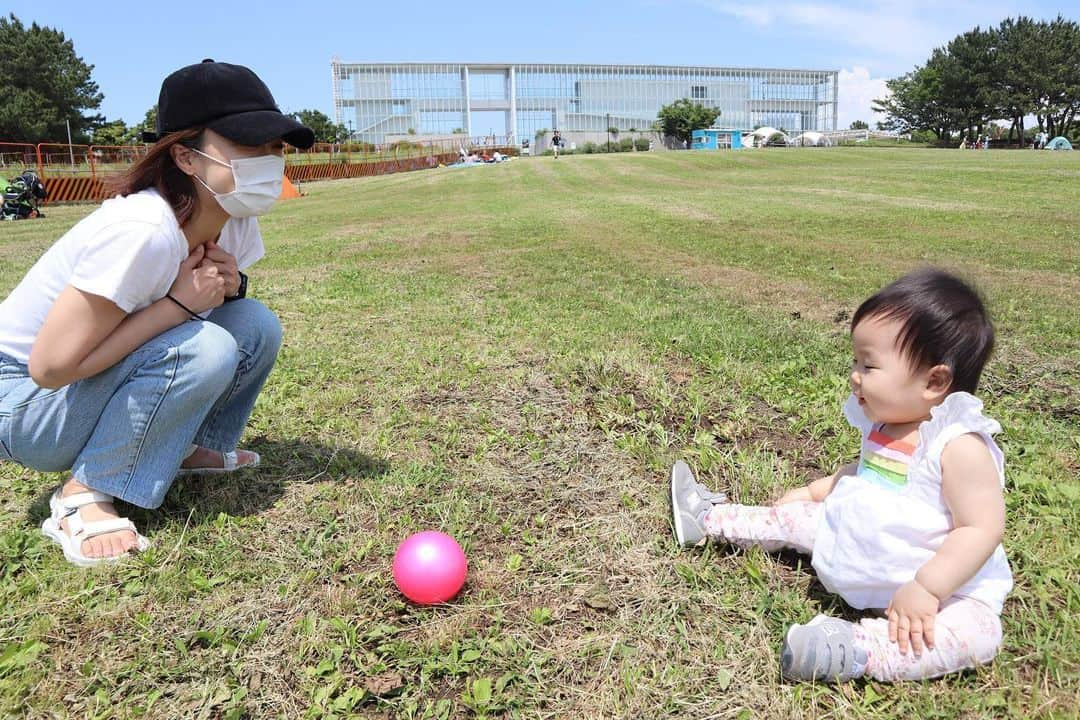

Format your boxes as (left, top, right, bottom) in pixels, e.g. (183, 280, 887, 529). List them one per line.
(246, 301, 283, 361)
(180, 323, 240, 393)
(219, 300, 282, 365)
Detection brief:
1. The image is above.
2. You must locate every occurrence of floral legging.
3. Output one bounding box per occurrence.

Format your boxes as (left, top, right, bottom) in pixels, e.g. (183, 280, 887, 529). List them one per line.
(704, 501, 1003, 681)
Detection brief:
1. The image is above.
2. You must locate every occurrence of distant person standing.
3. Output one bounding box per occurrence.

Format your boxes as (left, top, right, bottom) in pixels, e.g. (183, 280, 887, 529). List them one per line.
(551, 130, 561, 159)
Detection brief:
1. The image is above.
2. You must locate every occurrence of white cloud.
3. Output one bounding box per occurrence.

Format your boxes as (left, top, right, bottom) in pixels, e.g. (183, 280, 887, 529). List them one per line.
(703, 2, 943, 63)
(693, 0, 1019, 70)
(837, 66, 889, 129)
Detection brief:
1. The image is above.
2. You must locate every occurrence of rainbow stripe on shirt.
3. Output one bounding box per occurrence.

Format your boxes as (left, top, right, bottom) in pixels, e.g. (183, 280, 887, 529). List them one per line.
(857, 427, 917, 491)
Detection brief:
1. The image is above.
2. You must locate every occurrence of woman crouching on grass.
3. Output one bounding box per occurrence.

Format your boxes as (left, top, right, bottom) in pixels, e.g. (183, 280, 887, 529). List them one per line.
(0, 60, 313, 566)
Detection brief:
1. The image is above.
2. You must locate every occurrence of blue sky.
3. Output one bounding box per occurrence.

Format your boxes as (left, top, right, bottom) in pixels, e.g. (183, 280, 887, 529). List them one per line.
(26, 0, 1076, 129)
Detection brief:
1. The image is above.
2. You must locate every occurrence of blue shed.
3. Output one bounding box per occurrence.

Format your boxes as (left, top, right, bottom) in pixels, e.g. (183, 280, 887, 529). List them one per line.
(692, 128, 743, 150)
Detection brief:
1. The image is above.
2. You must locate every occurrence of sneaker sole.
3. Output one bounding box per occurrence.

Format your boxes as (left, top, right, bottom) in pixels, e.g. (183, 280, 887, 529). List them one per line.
(670, 461, 692, 546)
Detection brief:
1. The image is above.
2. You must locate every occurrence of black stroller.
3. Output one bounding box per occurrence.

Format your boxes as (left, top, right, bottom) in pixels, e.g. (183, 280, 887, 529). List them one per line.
(2, 170, 48, 220)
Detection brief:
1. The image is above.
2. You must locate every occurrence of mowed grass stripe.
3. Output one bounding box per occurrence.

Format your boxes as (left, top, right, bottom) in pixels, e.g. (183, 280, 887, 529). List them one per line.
(0, 148, 1076, 718)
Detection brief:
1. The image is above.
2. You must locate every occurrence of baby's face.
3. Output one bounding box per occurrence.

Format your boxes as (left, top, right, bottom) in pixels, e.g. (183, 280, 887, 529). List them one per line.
(849, 315, 935, 426)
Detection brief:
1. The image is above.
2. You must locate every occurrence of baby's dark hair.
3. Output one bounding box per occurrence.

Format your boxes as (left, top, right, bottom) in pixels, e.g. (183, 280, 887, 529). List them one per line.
(851, 268, 994, 394)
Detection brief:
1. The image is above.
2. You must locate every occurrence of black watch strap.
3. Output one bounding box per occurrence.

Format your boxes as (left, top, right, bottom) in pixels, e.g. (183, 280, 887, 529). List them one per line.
(225, 271, 248, 302)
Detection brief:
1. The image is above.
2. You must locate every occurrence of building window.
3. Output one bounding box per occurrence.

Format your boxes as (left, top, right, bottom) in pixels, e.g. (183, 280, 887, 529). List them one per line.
(691, 85, 706, 99)
(420, 111, 464, 134)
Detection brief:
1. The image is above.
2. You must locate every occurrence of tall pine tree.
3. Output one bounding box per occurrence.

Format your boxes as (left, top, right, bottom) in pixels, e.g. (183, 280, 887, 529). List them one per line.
(0, 14, 103, 143)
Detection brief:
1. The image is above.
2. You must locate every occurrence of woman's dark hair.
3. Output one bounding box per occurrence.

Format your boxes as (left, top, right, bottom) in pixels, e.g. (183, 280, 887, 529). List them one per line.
(104, 129, 205, 226)
(851, 268, 994, 394)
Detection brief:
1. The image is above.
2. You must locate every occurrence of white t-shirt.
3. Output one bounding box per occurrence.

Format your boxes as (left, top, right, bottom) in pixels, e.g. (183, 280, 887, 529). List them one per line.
(0, 189, 264, 363)
(812, 392, 1013, 614)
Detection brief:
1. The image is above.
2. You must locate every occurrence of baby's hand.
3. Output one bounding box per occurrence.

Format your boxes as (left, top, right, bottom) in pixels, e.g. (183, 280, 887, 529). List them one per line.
(774, 486, 813, 505)
(887, 580, 940, 656)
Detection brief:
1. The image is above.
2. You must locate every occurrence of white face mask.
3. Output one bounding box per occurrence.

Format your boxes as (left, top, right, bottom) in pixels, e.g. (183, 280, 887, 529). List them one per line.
(190, 147, 285, 217)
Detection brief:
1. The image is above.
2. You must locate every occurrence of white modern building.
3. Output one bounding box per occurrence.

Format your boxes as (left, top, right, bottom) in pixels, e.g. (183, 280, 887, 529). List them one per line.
(331, 61, 839, 144)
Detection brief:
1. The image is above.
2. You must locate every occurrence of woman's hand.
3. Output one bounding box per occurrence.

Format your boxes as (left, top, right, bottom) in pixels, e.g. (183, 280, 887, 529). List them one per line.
(887, 580, 940, 656)
(170, 245, 226, 313)
(198, 240, 240, 298)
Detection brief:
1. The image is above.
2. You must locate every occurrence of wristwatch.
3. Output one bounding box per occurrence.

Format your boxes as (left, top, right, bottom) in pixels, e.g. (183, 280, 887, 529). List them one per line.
(225, 271, 248, 302)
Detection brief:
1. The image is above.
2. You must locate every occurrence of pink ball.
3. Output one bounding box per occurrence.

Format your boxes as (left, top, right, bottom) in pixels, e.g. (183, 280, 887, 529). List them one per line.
(392, 531, 468, 604)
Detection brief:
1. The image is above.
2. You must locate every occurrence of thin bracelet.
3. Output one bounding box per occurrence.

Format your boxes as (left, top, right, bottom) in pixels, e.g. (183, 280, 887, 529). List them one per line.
(165, 293, 199, 320)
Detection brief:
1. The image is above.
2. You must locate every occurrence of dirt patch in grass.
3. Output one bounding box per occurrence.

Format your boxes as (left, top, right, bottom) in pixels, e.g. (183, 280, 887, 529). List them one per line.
(619, 239, 844, 323)
(392, 355, 754, 712)
(568, 351, 831, 494)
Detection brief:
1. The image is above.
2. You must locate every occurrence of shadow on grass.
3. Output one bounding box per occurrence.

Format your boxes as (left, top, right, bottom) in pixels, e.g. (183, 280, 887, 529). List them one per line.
(772, 549, 880, 623)
(23, 436, 390, 533)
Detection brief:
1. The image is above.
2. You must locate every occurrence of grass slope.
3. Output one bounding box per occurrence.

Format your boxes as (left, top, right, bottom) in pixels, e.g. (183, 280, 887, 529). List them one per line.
(1, 148, 1077, 718)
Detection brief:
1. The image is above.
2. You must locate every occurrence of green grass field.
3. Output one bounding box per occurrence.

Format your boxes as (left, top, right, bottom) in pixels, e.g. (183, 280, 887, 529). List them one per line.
(1, 148, 1077, 719)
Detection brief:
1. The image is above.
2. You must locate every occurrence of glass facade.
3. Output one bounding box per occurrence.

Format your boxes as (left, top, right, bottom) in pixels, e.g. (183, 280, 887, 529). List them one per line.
(331, 62, 838, 144)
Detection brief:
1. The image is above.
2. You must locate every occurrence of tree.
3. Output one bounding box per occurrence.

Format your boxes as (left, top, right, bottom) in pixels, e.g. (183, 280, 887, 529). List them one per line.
(0, 13, 103, 142)
(874, 51, 966, 142)
(940, 26, 997, 140)
(849, 120, 869, 130)
(126, 105, 158, 144)
(991, 17, 1039, 145)
(91, 119, 129, 146)
(656, 99, 720, 146)
(1023, 16, 1080, 139)
(875, 15, 1080, 146)
(288, 109, 347, 143)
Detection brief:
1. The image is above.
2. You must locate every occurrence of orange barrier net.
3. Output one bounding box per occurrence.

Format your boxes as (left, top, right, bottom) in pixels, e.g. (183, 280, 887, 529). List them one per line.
(0, 142, 38, 174)
(0, 139, 518, 204)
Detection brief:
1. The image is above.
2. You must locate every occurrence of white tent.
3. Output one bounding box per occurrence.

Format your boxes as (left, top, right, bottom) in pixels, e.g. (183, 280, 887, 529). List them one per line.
(743, 126, 790, 147)
(794, 131, 831, 147)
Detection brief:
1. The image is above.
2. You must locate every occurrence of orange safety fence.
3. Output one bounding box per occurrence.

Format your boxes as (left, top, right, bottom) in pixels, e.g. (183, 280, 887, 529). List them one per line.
(91, 144, 149, 174)
(37, 143, 94, 178)
(1, 139, 519, 204)
(0, 142, 38, 175)
(41, 176, 104, 203)
(283, 138, 517, 184)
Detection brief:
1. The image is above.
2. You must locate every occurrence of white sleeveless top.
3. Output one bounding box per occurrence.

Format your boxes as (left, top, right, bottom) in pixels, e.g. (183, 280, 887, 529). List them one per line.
(811, 392, 1013, 613)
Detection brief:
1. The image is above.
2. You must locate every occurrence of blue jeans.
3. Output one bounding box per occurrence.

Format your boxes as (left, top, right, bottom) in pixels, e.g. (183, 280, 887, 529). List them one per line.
(0, 299, 281, 508)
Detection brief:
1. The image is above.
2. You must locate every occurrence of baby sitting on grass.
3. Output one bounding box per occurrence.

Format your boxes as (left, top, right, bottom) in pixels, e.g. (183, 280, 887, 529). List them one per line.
(672, 268, 1011, 682)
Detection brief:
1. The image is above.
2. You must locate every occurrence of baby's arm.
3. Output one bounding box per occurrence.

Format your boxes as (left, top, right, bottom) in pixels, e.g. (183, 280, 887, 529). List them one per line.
(775, 461, 858, 505)
(915, 433, 1006, 599)
(888, 433, 1005, 655)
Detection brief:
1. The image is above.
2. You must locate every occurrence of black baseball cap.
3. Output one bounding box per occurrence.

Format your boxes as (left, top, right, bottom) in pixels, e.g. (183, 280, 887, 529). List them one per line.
(143, 59, 315, 149)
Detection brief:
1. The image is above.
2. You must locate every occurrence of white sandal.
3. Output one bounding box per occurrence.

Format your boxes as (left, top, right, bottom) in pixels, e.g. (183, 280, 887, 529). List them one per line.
(177, 448, 261, 477)
(41, 489, 150, 567)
